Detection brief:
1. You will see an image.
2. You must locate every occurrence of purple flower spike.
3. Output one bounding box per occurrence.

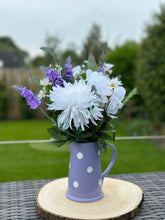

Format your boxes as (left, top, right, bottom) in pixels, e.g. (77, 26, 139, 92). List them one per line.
(12, 84, 20, 91)
(13, 85, 41, 109)
(19, 86, 28, 97)
(46, 69, 63, 87)
(64, 56, 72, 80)
(66, 56, 71, 64)
(27, 98, 41, 109)
(24, 89, 35, 101)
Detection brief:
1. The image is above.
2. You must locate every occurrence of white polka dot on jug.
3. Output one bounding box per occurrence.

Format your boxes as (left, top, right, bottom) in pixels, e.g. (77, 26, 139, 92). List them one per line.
(77, 152, 83, 159)
(98, 179, 102, 186)
(87, 166, 93, 173)
(73, 181, 79, 188)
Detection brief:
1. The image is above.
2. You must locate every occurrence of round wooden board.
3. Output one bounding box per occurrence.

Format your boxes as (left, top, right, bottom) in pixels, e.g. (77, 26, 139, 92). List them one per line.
(36, 177, 144, 220)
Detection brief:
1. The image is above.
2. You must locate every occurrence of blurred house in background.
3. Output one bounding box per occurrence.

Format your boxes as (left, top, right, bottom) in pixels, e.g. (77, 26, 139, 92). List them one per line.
(0, 36, 29, 68)
(0, 51, 21, 68)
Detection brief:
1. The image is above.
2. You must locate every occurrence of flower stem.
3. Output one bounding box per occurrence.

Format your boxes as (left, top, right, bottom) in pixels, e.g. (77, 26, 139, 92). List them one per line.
(39, 106, 56, 125)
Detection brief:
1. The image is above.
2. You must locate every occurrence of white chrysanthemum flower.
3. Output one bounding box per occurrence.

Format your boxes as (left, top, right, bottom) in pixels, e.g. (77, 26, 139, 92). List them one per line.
(107, 87, 126, 117)
(72, 66, 81, 79)
(103, 63, 114, 74)
(37, 90, 46, 100)
(40, 77, 51, 87)
(86, 69, 112, 103)
(47, 80, 103, 130)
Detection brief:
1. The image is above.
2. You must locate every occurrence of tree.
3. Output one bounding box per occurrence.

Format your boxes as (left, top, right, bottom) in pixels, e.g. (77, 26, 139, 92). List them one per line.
(81, 24, 105, 63)
(105, 41, 141, 118)
(31, 55, 50, 67)
(136, 4, 165, 123)
(105, 41, 139, 92)
(106, 41, 143, 118)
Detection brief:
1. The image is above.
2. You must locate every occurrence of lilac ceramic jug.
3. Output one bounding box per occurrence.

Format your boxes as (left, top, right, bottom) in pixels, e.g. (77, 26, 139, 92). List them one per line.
(66, 142, 117, 202)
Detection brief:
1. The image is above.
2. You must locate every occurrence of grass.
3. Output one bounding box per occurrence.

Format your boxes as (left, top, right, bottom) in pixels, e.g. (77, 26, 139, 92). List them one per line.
(0, 119, 52, 140)
(0, 143, 70, 182)
(0, 119, 165, 182)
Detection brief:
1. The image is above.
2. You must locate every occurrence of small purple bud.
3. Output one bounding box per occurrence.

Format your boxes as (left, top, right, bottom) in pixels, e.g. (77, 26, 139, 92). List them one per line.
(98, 67, 104, 74)
(40, 65, 49, 73)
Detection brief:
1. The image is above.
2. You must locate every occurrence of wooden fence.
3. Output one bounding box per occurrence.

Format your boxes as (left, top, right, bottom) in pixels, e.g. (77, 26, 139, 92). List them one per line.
(0, 68, 46, 120)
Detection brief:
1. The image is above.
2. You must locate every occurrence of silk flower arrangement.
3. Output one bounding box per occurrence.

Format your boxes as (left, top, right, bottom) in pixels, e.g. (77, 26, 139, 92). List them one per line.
(12, 46, 136, 149)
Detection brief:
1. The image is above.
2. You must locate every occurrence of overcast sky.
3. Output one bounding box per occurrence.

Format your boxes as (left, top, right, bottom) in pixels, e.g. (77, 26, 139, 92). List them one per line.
(0, 0, 165, 58)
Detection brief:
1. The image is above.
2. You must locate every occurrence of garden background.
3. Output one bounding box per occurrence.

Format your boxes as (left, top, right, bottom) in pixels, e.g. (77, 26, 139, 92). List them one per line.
(0, 4, 165, 182)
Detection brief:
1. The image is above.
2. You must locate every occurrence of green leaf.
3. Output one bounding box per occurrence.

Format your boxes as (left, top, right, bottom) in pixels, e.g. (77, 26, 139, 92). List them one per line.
(29, 72, 41, 88)
(97, 139, 107, 152)
(40, 47, 58, 63)
(70, 131, 94, 143)
(99, 43, 108, 66)
(123, 88, 138, 106)
(47, 126, 68, 141)
(91, 85, 97, 93)
(61, 68, 66, 77)
(74, 138, 89, 143)
(97, 122, 116, 142)
(52, 140, 67, 147)
(87, 52, 96, 70)
(99, 132, 113, 141)
(78, 132, 93, 139)
(66, 130, 76, 138)
(70, 76, 75, 84)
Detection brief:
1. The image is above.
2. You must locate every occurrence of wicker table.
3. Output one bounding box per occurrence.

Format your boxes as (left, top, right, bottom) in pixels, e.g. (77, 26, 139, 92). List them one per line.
(0, 172, 164, 220)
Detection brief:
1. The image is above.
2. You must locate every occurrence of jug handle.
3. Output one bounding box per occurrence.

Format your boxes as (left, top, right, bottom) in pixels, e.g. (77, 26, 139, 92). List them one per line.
(101, 143, 117, 180)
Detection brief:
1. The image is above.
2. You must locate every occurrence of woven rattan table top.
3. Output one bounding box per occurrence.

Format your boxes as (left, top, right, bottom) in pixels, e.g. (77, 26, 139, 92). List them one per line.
(0, 172, 164, 220)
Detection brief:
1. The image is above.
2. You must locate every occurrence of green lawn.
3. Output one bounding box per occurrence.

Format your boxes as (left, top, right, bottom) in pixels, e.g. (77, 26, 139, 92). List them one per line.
(0, 120, 164, 182)
(0, 120, 52, 140)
